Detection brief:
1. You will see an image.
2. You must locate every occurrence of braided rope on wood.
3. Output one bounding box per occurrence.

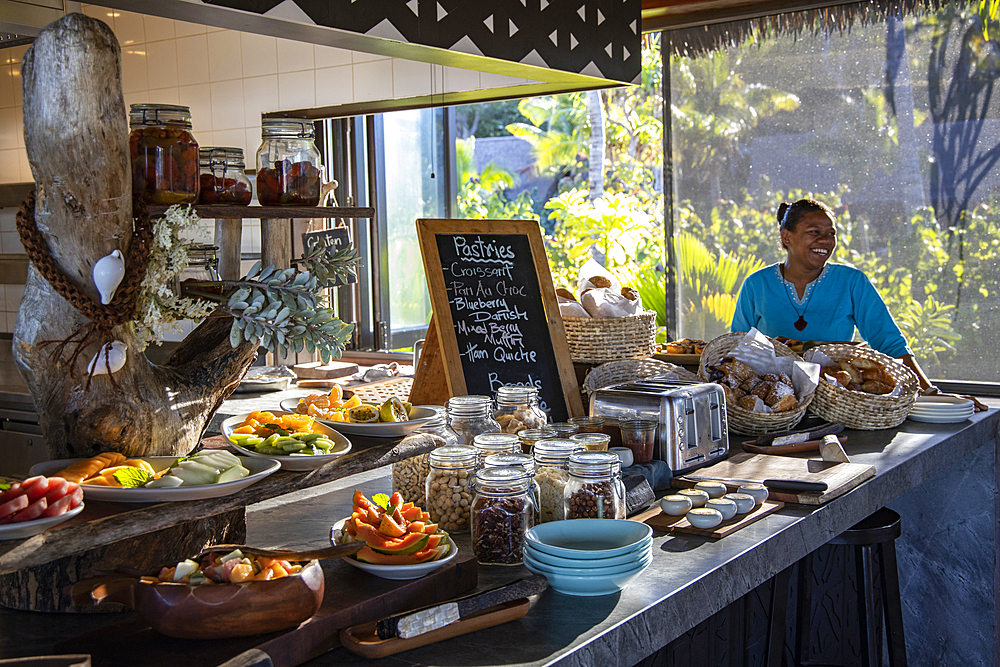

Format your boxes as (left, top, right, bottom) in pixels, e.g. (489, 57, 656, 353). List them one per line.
(16, 190, 154, 381)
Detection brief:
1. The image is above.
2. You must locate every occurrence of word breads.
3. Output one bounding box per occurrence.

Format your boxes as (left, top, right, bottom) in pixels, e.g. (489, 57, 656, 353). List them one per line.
(706, 356, 799, 412)
(820, 356, 897, 395)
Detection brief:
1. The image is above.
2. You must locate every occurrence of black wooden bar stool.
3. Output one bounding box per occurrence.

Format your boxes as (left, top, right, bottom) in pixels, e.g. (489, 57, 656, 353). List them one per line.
(793, 507, 908, 667)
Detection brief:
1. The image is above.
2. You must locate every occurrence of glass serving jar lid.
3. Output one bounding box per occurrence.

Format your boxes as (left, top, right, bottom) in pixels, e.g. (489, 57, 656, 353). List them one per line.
(495, 385, 539, 404)
(428, 445, 477, 467)
(473, 465, 531, 492)
(567, 450, 621, 477)
(483, 452, 535, 471)
(533, 438, 585, 465)
(129, 103, 192, 128)
(199, 146, 246, 168)
(261, 117, 316, 138)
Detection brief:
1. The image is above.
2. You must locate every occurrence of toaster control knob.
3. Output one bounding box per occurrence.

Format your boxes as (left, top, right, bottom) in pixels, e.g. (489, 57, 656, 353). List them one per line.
(685, 408, 695, 415)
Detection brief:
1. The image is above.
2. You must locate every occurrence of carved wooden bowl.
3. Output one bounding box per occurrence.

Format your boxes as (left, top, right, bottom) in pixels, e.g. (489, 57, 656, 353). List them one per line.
(72, 560, 325, 639)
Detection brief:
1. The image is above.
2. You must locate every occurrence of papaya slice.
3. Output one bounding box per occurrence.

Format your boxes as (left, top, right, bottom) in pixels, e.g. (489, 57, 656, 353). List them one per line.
(355, 523, 429, 555)
(400, 505, 422, 521)
(425, 533, 446, 549)
(352, 490, 374, 512)
(379, 513, 407, 538)
(355, 545, 443, 565)
(388, 491, 404, 508)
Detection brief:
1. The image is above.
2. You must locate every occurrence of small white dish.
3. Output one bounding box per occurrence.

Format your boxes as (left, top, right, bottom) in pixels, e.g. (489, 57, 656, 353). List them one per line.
(694, 481, 728, 499)
(725, 492, 756, 514)
(686, 507, 723, 529)
(221, 412, 352, 471)
(660, 494, 694, 516)
(332, 519, 456, 580)
(609, 447, 634, 468)
(738, 483, 769, 507)
(677, 488, 709, 508)
(705, 497, 737, 521)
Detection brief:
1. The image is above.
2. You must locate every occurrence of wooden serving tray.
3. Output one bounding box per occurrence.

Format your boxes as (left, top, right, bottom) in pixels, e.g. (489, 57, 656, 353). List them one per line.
(635, 500, 784, 538)
(652, 353, 702, 366)
(340, 598, 530, 658)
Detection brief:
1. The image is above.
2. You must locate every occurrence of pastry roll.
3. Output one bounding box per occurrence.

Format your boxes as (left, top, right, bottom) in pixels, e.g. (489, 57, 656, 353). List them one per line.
(718, 357, 755, 382)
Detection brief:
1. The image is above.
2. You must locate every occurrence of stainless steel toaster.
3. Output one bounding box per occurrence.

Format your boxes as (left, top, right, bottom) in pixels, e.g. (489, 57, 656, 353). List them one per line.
(589, 375, 729, 474)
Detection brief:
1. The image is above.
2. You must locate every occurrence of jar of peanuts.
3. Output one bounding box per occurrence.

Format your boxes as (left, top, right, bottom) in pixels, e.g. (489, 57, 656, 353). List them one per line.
(426, 445, 477, 532)
(532, 438, 585, 523)
(128, 104, 200, 205)
(564, 450, 625, 520)
(494, 385, 547, 434)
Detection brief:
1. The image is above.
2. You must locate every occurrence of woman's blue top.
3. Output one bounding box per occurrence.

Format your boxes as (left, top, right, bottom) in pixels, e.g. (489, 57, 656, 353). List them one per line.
(730, 263, 912, 358)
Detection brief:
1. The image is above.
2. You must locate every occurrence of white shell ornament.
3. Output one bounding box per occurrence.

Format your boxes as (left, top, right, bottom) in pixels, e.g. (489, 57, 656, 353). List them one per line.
(93, 249, 125, 305)
(87, 341, 127, 376)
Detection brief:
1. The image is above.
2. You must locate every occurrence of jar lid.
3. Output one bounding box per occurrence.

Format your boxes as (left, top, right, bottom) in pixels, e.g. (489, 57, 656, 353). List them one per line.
(474, 466, 530, 487)
(569, 433, 611, 444)
(446, 395, 492, 416)
(532, 438, 585, 463)
(483, 452, 534, 469)
(517, 428, 557, 441)
(473, 433, 520, 447)
(129, 103, 192, 127)
(199, 146, 245, 167)
(261, 117, 316, 139)
(495, 385, 539, 401)
(568, 450, 620, 476)
(547, 422, 580, 436)
(428, 445, 477, 466)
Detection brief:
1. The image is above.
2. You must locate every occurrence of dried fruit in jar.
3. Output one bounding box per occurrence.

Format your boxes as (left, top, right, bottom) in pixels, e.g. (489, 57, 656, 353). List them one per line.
(199, 173, 252, 205)
(129, 126, 199, 205)
(256, 159, 321, 206)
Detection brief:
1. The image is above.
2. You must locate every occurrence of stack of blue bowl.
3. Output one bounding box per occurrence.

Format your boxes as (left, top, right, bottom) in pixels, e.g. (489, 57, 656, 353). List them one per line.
(522, 519, 654, 596)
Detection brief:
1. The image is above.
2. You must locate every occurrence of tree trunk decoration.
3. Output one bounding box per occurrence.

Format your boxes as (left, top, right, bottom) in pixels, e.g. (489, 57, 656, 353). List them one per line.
(14, 13, 258, 460)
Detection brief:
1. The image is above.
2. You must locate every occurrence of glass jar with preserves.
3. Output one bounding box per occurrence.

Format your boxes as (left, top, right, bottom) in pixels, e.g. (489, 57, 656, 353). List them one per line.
(471, 467, 534, 565)
(547, 422, 580, 438)
(129, 104, 199, 205)
(567, 416, 606, 433)
(570, 432, 611, 452)
(494, 385, 548, 434)
(532, 438, 585, 523)
(517, 427, 557, 455)
(445, 395, 500, 446)
(392, 407, 454, 508)
(199, 147, 252, 205)
(426, 445, 477, 532)
(473, 432, 520, 465)
(255, 118, 322, 205)
(564, 451, 625, 520)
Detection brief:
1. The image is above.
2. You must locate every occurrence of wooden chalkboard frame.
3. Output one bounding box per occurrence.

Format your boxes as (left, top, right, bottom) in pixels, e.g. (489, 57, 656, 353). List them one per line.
(416, 219, 584, 420)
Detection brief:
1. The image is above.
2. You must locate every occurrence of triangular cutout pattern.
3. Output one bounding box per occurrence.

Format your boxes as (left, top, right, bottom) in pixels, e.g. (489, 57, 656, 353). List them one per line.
(577, 6, 586, 21)
(437, 2, 447, 21)
(406, 0, 417, 16)
(549, 29, 558, 47)
(509, 19, 519, 36)
(571, 34, 579, 49)
(598, 9, 605, 24)
(484, 14, 494, 32)
(365, 17, 408, 41)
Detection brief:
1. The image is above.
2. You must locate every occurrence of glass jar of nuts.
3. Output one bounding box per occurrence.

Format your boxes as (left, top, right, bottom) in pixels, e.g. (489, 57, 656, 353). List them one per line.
(445, 395, 500, 446)
(494, 385, 548, 434)
(391, 408, 453, 508)
(426, 445, 477, 532)
(471, 467, 534, 565)
(564, 450, 625, 520)
(532, 438, 585, 523)
(484, 451, 541, 525)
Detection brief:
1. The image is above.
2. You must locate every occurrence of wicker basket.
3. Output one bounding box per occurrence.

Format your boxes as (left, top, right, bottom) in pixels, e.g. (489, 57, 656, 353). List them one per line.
(806, 343, 918, 430)
(562, 312, 657, 364)
(583, 358, 700, 396)
(698, 332, 814, 435)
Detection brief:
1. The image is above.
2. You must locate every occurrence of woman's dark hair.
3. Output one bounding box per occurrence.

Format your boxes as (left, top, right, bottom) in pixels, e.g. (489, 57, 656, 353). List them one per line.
(777, 199, 835, 249)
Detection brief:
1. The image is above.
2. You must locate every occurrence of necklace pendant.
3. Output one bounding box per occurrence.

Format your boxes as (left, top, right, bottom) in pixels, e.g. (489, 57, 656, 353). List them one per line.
(794, 316, 807, 331)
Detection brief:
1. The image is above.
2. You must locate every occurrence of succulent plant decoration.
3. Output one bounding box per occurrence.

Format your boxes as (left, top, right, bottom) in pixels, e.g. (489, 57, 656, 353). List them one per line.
(139, 204, 357, 363)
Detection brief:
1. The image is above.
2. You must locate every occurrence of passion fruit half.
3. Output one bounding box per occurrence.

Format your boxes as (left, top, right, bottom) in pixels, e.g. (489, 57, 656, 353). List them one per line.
(379, 397, 409, 423)
(347, 404, 379, 423)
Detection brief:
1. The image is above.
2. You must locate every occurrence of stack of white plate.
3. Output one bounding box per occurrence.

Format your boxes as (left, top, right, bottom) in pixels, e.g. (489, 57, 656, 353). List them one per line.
(908, 395, 975, 423)
(522, 519, 653, 596)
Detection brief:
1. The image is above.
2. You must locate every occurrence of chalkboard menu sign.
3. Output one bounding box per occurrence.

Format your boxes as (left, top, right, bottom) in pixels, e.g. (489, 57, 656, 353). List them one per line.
(417, 219, 583, 422)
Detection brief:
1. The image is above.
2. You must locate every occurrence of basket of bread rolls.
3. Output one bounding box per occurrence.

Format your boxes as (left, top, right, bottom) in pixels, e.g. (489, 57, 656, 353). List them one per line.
(804, 343, 919, 430)
(557, 262, 656, 365)
(697, 332, 816, 435)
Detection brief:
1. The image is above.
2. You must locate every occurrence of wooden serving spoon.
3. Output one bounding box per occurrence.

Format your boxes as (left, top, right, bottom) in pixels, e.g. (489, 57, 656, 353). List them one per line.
(196, 542, 363, 561)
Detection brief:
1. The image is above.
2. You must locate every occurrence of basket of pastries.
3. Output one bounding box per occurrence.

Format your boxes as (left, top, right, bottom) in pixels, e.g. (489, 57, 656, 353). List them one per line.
(698, 332, 816, 435)
(804, 343, 919, 430)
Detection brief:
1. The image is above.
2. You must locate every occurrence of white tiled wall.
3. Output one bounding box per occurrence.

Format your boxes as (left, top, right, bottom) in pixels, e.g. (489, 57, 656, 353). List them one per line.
(0, 4, 542, 333)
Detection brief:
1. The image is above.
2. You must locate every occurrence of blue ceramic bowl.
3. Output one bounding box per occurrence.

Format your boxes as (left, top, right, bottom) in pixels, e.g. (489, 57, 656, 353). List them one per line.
(523, 537, 653, 569)
(523, 554, 651, 596)
(525, 519, 653, 560)
(523, 548, 652, 577)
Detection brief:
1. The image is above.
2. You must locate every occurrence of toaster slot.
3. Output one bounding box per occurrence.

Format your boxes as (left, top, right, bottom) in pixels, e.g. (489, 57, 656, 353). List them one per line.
(709, 395, 723, 442)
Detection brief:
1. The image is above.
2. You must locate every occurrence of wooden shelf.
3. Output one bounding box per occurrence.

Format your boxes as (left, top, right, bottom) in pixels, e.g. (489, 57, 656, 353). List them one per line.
(147, 205, 375, 219)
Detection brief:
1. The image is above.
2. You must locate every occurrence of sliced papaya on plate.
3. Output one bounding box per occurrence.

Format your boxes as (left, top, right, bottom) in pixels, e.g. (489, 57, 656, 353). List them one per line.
(379, 513, 407, 538)
(355, 545, 443, 565)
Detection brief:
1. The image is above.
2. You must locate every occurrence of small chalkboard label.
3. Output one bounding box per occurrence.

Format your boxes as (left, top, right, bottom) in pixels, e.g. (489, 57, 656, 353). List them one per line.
(417, 219, 583, 422)
(302, 227, 356, 284)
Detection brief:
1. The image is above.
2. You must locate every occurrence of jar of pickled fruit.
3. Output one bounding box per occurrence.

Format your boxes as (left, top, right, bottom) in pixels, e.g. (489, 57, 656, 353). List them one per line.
(129, 104, 200, 205)
(255, 118, 322, 206)
(199, 147, 252, 205)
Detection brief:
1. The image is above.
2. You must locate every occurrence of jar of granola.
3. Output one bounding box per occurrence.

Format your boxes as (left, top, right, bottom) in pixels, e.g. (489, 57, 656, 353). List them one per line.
(426, 445, 477, 532)
(564, 450, 625, 520)
(129, 104, 200, 205)
(473, 432, 520, 465)
(391, 407, 453, 508)
(494, 385, 547, 434)
(199, 147, 252, 205)
(471, 467, 534, 565)
(255, 118, 322, 205)
(532, 438, 585, 523)
(445, 395, 500, 446)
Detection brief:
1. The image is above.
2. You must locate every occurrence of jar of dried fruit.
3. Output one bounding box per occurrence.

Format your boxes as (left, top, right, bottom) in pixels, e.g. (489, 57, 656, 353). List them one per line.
(564, 450, 625, 520)
(471, 466, 534, 565)
(199, 147, 252, 205)
(129, 104, 200, 205)
(494, 385, 547, 434)
(255, 118, 322, 206)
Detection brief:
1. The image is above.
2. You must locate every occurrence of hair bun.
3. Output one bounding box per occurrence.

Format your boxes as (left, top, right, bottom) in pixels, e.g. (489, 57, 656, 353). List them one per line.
(776, 202, 790, 225)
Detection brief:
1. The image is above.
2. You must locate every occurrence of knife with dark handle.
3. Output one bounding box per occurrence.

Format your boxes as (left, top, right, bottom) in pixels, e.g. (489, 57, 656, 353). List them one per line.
(681, 475, 828, 493)
(748, 422, 845, 446)
(375, 575, 548, 639)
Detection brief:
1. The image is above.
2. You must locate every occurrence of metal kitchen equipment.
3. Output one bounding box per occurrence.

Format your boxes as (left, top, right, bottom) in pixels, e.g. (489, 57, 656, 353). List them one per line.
(589, 375, 728, 474)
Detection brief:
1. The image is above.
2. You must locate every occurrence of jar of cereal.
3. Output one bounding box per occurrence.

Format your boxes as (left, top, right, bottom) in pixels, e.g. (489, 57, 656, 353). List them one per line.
(494, 385, 547, 434)
(256, 118, 322, 205)
(471, 467, 534, 565)
(128, 104, 200, 205)
(473, 432, 520, 465)
(426, 445, 477, 532)
(532, 438, 585, 523)
(391, 407, 453, 508)
(564, 451, 625, 520)
(445, 395, 500, 446)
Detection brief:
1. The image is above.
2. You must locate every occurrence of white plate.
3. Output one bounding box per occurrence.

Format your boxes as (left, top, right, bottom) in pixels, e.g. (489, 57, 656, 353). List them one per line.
(279, 398, 438, 438)
(332, 519, 456, 580)
(909, 405, 974, 415)
(29, 456, 280, 502)
(0, 502, 84, 541)
(907, 412, 972, 424)
(915, 395, 975, 406)
(220, 412, 352, 471)
(909, 408, 974, 417)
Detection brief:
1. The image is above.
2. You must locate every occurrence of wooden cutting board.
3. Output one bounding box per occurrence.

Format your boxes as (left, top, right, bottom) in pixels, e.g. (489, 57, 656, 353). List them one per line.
(56, 554, 478, 667)
(674, 452, 875, 505)
(635, 500, 785, 538)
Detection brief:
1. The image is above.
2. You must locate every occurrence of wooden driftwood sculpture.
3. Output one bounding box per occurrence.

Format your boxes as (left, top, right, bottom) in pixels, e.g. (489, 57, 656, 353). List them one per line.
(13, 13, 258, 459)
